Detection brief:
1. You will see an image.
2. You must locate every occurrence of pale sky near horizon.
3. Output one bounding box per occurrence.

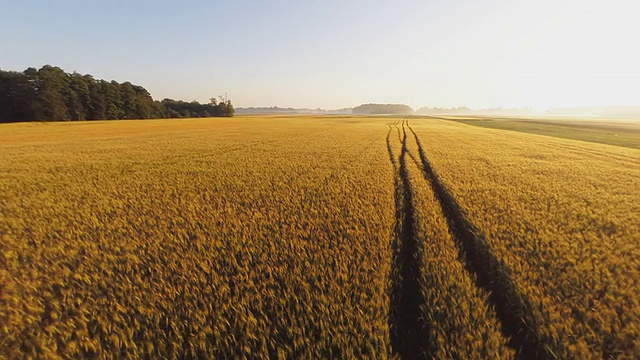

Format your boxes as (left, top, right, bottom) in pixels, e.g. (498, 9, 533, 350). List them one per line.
(1, 0, 639, 111)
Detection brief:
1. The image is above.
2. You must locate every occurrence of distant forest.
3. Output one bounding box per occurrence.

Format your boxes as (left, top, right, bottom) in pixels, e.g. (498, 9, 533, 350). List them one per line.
(352, 103, 414, 115)
(0, 65, 233, 122)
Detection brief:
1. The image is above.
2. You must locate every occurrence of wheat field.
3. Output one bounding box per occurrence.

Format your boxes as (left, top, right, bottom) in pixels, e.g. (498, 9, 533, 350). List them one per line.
(1, 116, 638, 358)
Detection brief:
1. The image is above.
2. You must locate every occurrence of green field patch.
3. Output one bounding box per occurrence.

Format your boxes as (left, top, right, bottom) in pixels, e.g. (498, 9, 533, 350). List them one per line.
(438, 116, 640, 149)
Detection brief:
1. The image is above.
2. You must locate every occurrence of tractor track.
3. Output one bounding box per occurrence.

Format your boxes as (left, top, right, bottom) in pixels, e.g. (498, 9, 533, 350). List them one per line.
(405, 120, 549, 359)
(386, 119, 430, 359)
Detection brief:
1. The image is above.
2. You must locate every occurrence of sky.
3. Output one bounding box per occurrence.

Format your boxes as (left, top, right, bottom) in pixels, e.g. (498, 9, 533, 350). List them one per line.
(1, 0, 639, 111)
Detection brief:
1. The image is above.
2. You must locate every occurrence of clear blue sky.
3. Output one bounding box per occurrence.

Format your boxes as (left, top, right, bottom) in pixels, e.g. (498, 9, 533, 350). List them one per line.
(1, 0, 639, 110)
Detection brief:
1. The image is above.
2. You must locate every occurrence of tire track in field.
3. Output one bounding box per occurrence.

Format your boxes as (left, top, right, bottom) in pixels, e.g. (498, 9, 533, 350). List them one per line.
(394, 121, 402, 144)
(386, 122, 399, 173)
(386, 119, 430, 359)
(405, 120, 548, 358)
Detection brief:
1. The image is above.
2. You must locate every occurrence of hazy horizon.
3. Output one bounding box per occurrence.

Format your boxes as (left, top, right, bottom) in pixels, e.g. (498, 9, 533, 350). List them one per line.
(2, 0, 639, 111)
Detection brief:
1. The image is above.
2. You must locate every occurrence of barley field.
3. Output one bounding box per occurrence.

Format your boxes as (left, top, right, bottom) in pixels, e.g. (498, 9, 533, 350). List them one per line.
(1, 116, 638, 358)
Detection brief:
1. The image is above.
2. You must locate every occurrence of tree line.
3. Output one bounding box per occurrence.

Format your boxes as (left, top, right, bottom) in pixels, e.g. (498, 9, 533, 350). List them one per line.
(352, 103, 413, 115)
(0, 65, 233, 122)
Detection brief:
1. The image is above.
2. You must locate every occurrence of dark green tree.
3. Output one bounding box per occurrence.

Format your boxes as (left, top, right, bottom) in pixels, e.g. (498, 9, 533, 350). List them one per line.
(36, 65, 71, 120)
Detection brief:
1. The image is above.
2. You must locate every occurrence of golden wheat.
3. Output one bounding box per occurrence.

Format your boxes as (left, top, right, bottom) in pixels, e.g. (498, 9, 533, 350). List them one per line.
(0, 117, 395, 358)
(1, 115, 638, 358)
(398, 126, 514, 358)
(410, 118, 640, 358)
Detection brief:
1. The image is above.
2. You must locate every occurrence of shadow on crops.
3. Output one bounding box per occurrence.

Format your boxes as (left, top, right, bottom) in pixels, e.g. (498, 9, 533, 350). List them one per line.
(406, 121, 548, 359)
